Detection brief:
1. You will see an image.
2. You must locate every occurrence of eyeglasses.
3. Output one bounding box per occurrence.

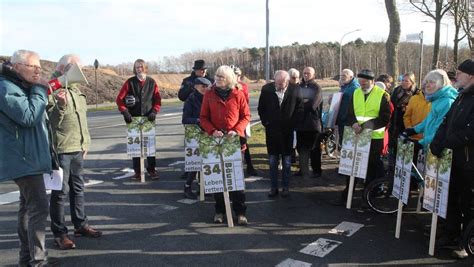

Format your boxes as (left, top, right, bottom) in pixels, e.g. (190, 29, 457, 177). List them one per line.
(215, 75, 225, 80)
(18, 63, 42, 71)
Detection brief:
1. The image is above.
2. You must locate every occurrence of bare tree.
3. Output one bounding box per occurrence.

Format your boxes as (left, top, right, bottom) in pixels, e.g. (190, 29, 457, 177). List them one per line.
(409, 0, 454, 69)
(459, 0, 473, 55)
(385, 0, 401, 81)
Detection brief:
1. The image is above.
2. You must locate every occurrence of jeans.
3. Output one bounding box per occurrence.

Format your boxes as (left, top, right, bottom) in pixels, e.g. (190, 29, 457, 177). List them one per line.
(185, 172, 198, 186)
(50, 152, 88, 237)
(15, 175, 49, 267)
(269, 154, 291, 189)
(132, 156, 156, 173)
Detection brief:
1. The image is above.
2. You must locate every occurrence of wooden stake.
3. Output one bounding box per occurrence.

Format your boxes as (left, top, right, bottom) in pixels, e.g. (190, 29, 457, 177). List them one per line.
(395, 200, 403, 238)
(429, 213, 438, 256)
(223, 191, 234, 228)
(199, 171, 205, 201)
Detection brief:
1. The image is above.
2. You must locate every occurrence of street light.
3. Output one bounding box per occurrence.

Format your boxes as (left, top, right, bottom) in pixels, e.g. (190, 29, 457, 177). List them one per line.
(339, 29, 361, 76)
(93, 59, 99, 109)
(422, 20, 448, 67)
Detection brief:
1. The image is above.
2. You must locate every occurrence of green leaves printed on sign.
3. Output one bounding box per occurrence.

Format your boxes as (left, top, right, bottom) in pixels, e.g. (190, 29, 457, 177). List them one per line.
(128, 116, 154, 133)
(199, 134, 241, 159)
(184, 125, 204, 143)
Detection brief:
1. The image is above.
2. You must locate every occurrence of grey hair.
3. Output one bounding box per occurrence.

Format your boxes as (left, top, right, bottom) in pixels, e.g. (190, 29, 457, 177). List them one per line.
(56, 54, 82, 71)
(288, 68, 300, 78)
(215, 65, 237, 87)
(342, 69, 354, 77)
(423, 69, 451, 90)
(10, 50, 40, 64)
(274, 70, 290, 81)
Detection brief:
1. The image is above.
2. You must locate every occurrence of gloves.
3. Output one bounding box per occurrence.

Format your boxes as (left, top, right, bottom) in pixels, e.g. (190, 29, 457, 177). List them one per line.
(122, 110, 132, 124)
(430, 143, 444, 158)
(403, 128, 417, 137)
(147, 111, 157, 122)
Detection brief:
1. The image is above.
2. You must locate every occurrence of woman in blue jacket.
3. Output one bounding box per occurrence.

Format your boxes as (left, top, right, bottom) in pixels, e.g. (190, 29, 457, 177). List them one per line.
(182, 77, 211, 199)
(403, 69, 458, 148)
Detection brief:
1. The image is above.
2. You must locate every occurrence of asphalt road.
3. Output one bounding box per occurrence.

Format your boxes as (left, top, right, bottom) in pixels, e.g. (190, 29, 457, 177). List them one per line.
(0, 93, 473, 266)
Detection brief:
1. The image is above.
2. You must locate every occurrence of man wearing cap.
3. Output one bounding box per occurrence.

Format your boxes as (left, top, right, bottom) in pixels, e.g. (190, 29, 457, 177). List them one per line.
(430, 59, 474, 259)
(181, 77, 211, 199)
(178, 59, 214, 102)
(338, 69, 391, 202)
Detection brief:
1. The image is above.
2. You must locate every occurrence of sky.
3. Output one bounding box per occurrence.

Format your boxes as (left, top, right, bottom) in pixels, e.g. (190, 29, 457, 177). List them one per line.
(0, 0, 463, 66)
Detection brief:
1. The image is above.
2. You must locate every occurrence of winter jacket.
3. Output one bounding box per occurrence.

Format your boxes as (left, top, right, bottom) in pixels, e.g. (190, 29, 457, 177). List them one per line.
(182, 91, 204, 125)
(296, 79, 323, 132)
(431, 84, 474, 170)
(403, 90, 431, 140)
(116, 76, 161, 116)
(200, 86, 250, 137)
(0, 66, 52, 181)
(178, 72, 214, 102)
(48, 83, 90, 154)
(389, 85, 418, 139)
(258, 82, 304, 155)
(413, 85, 458, 147)
(336, 77, 359, 127)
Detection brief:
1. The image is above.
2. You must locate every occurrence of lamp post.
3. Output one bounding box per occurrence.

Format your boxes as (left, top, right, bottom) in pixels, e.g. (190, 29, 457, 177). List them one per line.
(93, 59, 99, 109)
(339, 29, 361, 77)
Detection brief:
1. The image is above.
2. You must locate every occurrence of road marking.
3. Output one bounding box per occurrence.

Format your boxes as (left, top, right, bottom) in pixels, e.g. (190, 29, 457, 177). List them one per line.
(299, 238, 342, 258)
(276, 258, 312, 267)
(244, 177, 263, 182)
(0, 179, 103, 205)
(328, 221, 364, 237)
(162, 112, 181, 117)
(177, 199, 199, 204)
(168, 160, 185, 166)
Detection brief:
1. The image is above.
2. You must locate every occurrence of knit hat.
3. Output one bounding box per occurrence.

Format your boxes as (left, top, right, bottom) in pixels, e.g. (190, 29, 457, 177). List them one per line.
(458, 59, 474, 75)
(357, 69, 375, 80)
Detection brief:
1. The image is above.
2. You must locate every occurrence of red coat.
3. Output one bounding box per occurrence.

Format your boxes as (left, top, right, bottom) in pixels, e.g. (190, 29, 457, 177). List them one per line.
(238, 81, 250, 104)
(200, 86, 250, 137)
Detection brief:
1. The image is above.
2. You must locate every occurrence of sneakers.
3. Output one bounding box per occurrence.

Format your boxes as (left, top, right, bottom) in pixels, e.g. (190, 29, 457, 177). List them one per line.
(54, 234, 76, 250)
(451, 247, 469, 259)
(214, 213, 224, 224)
(268, 188, 278, 198)
(74, 226, 103, 238)
(184, 186, 197, 199)
(237, 215, 248, 225)
(148, 169, 159, 180)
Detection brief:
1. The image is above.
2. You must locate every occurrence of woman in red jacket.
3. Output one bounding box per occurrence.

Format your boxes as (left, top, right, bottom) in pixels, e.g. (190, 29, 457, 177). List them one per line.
(200, 65, 250, 225)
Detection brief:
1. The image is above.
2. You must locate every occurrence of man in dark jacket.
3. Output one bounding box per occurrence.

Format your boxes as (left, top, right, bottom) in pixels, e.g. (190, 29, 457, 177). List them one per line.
(116, 59, 161, 180)
(0, 50, 52, 266)
(296, 67, 323, 178)
(430, 59, 474, 259)
(258, 70, 303, 197)
(178, 59, 214, 102)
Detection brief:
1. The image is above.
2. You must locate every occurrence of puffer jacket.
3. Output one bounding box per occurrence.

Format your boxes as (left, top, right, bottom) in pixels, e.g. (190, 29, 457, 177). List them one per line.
(0, 66, 52, 181)
(414, 85, 458, 147)
(200, 86, 250, 137)
(431, 84, 474, 170)
(48, 83, 90, 154)
(403, 89, 431, 140)
(182, 91, 204, 125)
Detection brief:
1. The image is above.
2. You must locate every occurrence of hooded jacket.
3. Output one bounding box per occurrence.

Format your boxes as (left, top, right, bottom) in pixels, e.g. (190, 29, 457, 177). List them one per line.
(336, 77, 360, 127)
(414, 85, 458, 147)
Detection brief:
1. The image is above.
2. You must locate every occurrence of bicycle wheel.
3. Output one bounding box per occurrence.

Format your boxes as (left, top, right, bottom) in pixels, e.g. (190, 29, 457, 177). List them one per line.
(363, 178, 399, 214)
(463, 220, 474, 256)
(324, 131, 337, 158)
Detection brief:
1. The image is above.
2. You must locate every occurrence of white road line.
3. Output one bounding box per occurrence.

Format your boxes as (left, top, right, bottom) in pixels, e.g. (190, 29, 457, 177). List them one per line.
(177, 199, 199, 205)
(112, 172, 135, 180)
(0, 179, 104, 205)
(168, 160, 185, 166)
(162, 112, 181, 117)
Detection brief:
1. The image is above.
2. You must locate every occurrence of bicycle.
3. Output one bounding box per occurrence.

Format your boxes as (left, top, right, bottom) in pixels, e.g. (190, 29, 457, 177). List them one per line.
(363, 138, 425, 214)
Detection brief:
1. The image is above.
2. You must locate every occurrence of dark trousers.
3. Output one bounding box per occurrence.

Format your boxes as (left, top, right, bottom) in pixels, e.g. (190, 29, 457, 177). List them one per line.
(185, 172, 198, 186)
(445, 165, 474, 238)
(15, 175, 49, 267)
(240, 136, 254, 170)
(296, 131, 322, 174)
(214, 191, 246, 216)
(50, 152, 88, 237)
(132, 156, 156, 173)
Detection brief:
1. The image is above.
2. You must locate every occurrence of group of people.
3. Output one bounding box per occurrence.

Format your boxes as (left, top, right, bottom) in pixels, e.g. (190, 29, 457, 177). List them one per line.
(0, 50, 102, 266)
(0, 48, 473, 265)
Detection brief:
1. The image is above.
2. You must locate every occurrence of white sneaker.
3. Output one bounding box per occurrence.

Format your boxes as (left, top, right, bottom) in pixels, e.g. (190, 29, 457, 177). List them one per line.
(214, 213, 224, 223)
(237, 215, 248, 225)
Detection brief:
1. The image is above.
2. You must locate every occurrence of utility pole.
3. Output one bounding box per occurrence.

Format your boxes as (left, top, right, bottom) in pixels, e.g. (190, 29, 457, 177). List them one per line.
(94, 59, 99, 109)
(265, 0, 270, 82)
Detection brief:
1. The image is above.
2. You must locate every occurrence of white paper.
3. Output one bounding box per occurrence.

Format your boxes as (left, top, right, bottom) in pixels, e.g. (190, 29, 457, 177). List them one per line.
(299, 238, 342, 258)
(43, 167, 63, 190)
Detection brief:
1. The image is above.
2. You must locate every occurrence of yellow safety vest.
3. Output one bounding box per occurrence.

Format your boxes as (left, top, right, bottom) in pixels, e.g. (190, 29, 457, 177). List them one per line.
(353, 86, 386, 139)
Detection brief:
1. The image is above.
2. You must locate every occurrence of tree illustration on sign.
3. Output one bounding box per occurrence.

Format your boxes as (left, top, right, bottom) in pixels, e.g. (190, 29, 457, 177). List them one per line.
(128, 116, 154, 133)
(343, 127, 355, 146)
(357, 129, 372, 147)
(184, 125, 204, 143)
(438, 149, 452, 175)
